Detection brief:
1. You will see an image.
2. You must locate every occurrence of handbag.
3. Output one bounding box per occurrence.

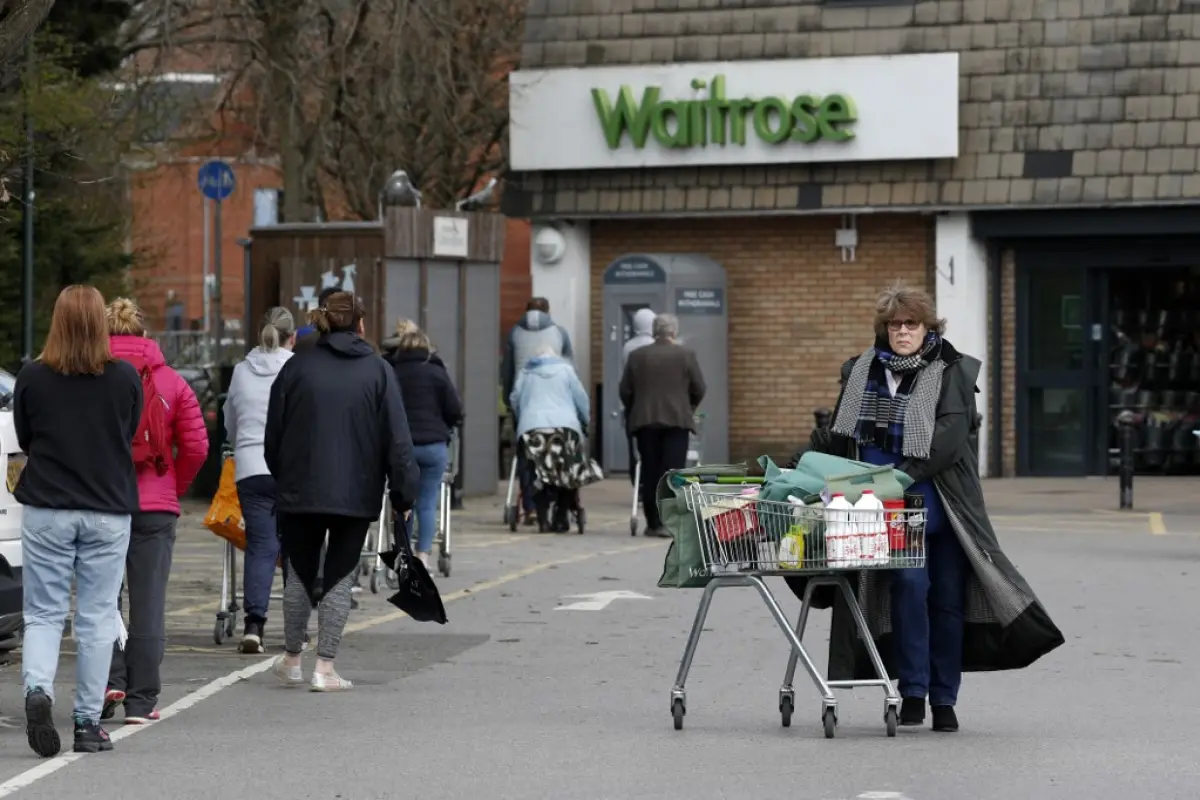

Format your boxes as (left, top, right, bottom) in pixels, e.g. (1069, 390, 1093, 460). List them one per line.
(204, 457, 246, 550)
(378, 514, 448, 624)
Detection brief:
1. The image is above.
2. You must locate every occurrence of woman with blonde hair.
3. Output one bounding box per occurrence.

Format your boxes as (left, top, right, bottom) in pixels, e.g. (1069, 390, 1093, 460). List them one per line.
(381, 319, 463, 566)
(265, 292, 418, 690)
(222, 307, 296, 653)
(103, 297, 208, 726)
(14, 286, 142, 757)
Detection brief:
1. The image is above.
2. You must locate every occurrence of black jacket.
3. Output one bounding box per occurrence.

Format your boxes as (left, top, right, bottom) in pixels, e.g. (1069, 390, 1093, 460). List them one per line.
(786, 340, 1064, 679)
(264, 331, 419, 517)
(381, 343, 463, 446)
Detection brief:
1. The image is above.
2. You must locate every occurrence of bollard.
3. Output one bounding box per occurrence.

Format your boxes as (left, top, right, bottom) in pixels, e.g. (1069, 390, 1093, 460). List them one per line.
(813, 407, 833, 432)
(1117, 410, 1138, 510)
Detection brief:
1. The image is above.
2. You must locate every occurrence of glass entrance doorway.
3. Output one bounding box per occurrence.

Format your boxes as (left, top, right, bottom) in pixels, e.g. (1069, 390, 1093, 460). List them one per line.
(1017, 255, 1200, 476)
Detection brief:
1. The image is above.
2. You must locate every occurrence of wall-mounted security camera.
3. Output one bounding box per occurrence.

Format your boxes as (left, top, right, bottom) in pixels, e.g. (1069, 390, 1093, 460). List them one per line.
(534, 225, 567, 265)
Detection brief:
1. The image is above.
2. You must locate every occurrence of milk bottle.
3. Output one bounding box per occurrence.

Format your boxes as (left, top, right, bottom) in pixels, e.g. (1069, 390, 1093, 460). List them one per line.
(824, 493, 853, 567)
(853, 489, 890, 566)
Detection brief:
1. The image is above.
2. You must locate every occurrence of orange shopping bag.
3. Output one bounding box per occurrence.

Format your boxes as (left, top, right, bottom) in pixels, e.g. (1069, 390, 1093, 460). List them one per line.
(204, 457, 246, 550)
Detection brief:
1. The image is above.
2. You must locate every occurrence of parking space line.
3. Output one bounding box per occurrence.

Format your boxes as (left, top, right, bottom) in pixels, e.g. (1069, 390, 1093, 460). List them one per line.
(0, 540, 662, 798)
(1149, 512, 1168, 535)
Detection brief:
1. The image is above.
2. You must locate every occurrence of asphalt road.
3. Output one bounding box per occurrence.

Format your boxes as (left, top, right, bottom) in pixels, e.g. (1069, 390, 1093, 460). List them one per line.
(0, 487, 1195, 799)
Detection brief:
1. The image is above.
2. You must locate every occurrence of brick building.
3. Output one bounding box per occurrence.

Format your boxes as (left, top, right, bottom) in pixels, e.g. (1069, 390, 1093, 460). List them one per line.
(504, 0, 1200, 478)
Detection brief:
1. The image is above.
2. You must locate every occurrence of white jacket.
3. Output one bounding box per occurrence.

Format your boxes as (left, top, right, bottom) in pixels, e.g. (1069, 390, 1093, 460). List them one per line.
(223, 347, 293, 482)
(621, 308, 657, 372)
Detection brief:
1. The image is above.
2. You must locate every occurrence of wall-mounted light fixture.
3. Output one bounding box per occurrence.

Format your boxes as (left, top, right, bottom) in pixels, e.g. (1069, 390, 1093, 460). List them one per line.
(835, 214, 858, 263)
(533, 224, 567, 265)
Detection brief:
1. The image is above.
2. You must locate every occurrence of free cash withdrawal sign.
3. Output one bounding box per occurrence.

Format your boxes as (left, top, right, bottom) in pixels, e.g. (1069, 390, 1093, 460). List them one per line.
(509, 53, 959, 172)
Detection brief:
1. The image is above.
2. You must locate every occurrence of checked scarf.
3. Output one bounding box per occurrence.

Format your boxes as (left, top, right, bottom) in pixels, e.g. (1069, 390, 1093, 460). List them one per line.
(831, 332, 946, 459)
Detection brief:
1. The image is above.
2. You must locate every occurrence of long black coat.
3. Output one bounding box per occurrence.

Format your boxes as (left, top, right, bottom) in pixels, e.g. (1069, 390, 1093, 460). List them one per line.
(787, 340, 1065, 680)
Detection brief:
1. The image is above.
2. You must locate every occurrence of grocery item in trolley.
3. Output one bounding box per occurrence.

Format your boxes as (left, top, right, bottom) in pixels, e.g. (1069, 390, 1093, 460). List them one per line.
(853, 490, 890, 567)
(904, 490, 927, 550)
(777, 495, 808, 570)
(699, 488, 759, 543)
(883, 498, 906, 550)
(824, 493, 854, 567)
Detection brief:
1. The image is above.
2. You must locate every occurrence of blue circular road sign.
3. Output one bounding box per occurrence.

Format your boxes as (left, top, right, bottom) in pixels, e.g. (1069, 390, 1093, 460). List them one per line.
(197, 160, 236, 202)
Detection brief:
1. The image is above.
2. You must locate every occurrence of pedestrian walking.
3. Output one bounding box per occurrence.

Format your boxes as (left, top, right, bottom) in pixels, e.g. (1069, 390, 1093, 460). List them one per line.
(501, 298, 575, 526)
(619, 314, 706, 538)
(621, 308, 656, 484)
(265, 291, 419, 691)
(102, 298, 209, 725)
(510, 346, 593, 532)
(222, 307, 296, 653)
(381, 320, 463, 567)
(14, 285, 143, 757)
(789, 282, 1064, 733)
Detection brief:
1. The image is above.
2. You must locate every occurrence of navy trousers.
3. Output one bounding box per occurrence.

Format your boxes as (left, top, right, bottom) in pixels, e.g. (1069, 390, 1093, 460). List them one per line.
(890, 525, 970, 707)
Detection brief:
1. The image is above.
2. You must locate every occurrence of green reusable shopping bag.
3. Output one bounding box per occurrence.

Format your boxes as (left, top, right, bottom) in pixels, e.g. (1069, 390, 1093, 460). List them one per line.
(756, 452, 913, 505)
(656, 464, 749, 589)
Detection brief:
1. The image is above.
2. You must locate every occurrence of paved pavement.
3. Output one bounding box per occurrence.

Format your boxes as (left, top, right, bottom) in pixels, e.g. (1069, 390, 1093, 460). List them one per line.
(0, 477, 1194, 798)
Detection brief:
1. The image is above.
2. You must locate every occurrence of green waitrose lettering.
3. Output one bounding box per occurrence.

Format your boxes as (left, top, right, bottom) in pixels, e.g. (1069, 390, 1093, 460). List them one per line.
(590, 75, 858, 150)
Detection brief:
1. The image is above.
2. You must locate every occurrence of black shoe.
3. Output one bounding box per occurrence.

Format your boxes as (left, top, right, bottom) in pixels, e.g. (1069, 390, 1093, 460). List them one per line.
(25, 688, 61, 758)
(644, 527, 671, 539)
(899, 697, 926, 726)
(240, 620, 265, 654)
(931, 705, 959, 732)
(73, 719, 113, 753)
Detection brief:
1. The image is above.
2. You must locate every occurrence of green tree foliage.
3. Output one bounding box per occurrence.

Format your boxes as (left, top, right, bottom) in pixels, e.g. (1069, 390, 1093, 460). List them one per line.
(0, 0, 133, 370)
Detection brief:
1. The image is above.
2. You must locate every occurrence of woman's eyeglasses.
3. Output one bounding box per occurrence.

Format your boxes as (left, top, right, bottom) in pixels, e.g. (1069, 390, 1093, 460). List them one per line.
(887, 319, 922, 332)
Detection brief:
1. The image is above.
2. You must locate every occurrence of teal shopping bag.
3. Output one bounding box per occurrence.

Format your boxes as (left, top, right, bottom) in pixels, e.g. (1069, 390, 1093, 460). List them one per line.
(757, 452, 913, 504)
(656, 464, 750, 589)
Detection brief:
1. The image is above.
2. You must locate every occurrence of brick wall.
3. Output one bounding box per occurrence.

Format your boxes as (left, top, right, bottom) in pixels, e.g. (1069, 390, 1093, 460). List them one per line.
(501, 219, 533, 336)
(590, 214, 930, 463)
(513, 0, 1200, 217)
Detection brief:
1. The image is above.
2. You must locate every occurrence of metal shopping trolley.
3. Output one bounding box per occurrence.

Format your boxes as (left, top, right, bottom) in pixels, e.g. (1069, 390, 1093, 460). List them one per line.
(213, 539, 284, 645)
(368, 429, 459, 589)
(669, 482, 926, 738)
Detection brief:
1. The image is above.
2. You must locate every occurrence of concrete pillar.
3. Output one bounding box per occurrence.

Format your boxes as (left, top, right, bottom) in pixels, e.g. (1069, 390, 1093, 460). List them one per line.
(934, 212, 990, 477)
(530, 221, 591, 384)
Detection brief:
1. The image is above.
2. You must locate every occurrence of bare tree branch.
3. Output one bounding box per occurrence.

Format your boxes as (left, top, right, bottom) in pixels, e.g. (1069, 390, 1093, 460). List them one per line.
(0, 0, 55, 80)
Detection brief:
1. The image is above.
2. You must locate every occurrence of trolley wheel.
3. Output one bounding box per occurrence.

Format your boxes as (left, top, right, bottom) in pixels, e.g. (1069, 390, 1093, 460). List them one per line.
(884, 706, 898, 738)
(507, 506, 518, 532)
(213, 619, 225, 645)
(822, 708, 837, 739)
(780, 695, 794, 728)
(671, 698, 685, 731)
(225, 617, 236, 638)
(576, 508, 586, 535)
(630, 517, 638, 537)
(438, 553, 451, 577)
(369, 569, 380, 594)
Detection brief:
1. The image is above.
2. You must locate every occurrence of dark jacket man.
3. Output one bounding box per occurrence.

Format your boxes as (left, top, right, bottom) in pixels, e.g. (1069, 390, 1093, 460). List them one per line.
(501, 302, 574, 404)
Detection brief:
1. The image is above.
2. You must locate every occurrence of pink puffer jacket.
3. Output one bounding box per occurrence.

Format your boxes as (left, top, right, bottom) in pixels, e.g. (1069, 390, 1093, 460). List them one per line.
(110, 335, 210, 515)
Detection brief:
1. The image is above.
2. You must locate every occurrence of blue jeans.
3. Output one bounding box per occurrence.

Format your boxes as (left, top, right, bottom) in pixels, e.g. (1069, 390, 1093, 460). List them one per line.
(890, 525, 970, 707)
(237, 476, 280, 623)
(406, 443, 448, 554)
(23, 506, 131, 723)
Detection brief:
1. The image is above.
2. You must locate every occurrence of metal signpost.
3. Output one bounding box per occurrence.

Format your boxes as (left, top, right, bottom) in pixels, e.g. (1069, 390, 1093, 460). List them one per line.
(197, 160, 236, 368)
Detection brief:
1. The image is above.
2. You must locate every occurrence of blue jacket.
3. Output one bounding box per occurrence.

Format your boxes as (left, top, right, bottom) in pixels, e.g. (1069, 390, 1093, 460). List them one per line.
(510, 355, 589, 439)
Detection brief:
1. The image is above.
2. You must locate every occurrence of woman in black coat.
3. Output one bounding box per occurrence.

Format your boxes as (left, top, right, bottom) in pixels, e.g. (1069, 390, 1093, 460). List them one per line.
(790, 283, 1064, 734)
(381, 320, 463, 566)
(264, 292, 419, 692)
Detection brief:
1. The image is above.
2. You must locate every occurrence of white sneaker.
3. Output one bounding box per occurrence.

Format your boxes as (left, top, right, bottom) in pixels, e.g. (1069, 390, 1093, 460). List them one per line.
(309, 671, 353, 692)
(272, 655, 304, 686)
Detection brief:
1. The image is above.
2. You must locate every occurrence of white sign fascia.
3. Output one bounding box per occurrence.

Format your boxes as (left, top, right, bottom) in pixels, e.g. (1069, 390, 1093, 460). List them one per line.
(509, 53, 960, 172)
(432, 215, 469, 258)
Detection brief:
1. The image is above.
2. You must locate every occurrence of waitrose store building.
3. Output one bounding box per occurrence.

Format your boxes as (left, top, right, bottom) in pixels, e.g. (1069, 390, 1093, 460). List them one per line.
(507, 53, 974, 474)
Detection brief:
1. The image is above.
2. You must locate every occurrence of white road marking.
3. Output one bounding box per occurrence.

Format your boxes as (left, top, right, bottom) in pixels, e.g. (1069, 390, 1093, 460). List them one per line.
(554, 590, 653, 611)
(857, 793, 914, 800)
(0, 541, 660, 798)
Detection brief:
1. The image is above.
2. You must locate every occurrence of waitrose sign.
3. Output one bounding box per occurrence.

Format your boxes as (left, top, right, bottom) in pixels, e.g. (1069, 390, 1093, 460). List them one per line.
(592, 76, 857, 150)
(509, 53, 959, 172)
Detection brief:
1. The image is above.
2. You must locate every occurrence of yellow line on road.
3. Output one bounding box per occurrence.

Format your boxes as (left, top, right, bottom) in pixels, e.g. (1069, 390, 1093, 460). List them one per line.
(1149, 512, 1168, 535)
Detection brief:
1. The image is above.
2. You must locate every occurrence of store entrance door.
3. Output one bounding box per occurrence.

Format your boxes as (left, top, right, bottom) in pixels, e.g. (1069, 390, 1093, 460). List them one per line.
(1016, 262, 1107, 475)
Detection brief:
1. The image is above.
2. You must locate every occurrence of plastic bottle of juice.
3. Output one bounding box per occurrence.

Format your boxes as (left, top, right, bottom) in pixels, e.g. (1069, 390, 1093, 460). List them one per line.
(825, 493, 853, 567)
(853, 489, 889, 567)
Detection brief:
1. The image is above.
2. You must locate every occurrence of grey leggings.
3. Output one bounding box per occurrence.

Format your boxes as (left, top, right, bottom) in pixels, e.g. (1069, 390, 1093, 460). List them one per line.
(283, 562, 355, 660)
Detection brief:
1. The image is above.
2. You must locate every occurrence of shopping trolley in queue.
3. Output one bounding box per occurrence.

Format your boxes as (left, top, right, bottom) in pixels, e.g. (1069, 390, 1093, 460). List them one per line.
(368, 429, 459, 589)
(669, 479, 926, 738)
(213, 539, 285, 645)
(630, 411, 705, 537)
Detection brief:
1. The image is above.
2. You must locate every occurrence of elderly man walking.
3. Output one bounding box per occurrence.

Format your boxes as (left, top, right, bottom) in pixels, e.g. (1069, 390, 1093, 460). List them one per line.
(619, 314, 706, 538)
